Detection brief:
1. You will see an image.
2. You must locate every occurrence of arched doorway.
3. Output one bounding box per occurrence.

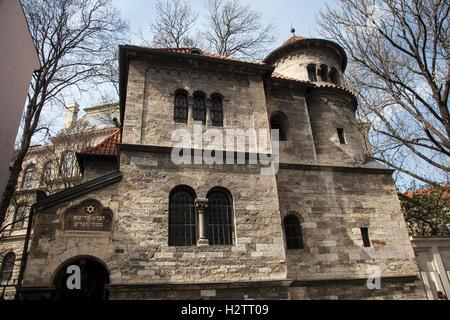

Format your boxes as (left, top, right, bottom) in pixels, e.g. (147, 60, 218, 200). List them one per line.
(53, 256, 110, 300)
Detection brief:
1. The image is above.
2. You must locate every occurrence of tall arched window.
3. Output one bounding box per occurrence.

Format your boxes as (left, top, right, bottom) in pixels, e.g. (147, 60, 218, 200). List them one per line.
(22, 165, 35, 189)
(174, 91, 188, 123)
(169, 186, 197, 246)
(0, 252, 15, 284)
(329, 67, 339, 85)
(284, 214, 304, 249)
(42, 162, 53, 184)
(207, 188, 233, 245)
(193, 92, 206, 125)
(13, 205, 27, 230)
(270, 112, 287, 141)
(319, 64, 328, 82)
(307, 64, 317, 82)
(210, 94, 223, 127)
(61, 151, 75, 176)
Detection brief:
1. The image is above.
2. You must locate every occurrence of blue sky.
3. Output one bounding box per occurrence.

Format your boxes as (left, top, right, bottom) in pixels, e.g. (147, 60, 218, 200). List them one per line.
(112, 0, 336, 46)
(37, 0, 337, 141)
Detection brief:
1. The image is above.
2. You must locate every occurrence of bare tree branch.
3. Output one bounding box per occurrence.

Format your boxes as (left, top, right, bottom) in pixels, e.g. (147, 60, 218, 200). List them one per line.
(0, 0, 128, 229)
(319, 0, 449, 187)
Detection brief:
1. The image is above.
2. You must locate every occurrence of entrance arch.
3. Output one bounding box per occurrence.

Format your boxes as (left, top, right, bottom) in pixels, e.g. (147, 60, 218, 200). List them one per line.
(53, 256, 110, 300)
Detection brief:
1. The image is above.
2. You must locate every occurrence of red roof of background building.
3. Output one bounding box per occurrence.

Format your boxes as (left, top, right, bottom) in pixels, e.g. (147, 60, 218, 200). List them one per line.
(83, 129, 121, 155)
(403, 184, 450, 198)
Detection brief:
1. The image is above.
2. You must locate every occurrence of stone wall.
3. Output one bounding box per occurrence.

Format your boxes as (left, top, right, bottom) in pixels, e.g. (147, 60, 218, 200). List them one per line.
(290, 276, 426, 300)
(306, 89, 366, 166)
(23, 149, 287, 287)
(123, 58, 270, 153)
(276, 167, 421, 280)
(273, 44, 345, 85)
(265, 82, 317, 163)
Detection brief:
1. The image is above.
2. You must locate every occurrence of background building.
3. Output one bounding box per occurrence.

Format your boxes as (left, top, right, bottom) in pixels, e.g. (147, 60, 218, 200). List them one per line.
(0, 102, 119, 299)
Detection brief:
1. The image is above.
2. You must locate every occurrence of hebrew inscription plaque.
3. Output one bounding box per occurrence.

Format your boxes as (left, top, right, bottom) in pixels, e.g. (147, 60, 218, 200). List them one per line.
(64, 199, 112, 231)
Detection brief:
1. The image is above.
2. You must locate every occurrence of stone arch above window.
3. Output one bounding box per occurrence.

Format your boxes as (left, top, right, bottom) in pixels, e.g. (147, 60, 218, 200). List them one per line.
(307, 64, 317, 82)
(193, 91, 206, 125)
(0, 252, 15, 284)
(174, 89, 189, 124)
(210, 93, 223, 127)
(206, 187, 234, 246)
(270, 111, 288, 141)
(169, 185, 197, 246)
(284, 214, 304, 249)
(22, 164, 36, 189)
(319, 64, 328, 82)
(63, 199, 113, 232)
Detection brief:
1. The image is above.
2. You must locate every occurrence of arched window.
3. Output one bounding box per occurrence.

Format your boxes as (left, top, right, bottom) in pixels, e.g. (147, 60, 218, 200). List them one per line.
(284, 214, 304, 249)
(61, 151, 75, 176)
(0, 253, 15, 284)
(207, 188, 234, 245)
(307, 64, 317, 82)
(270, 113, 287, 141)
(329, 67, 339, 85)
(319, 64, 328, 82)
(22, 165, 35, 189)
(193, 92, 206, 125)
(42, 162, 53, 184)
(210, 94, 223, 127)
(174, 91, 188, 123)
(169, 186, 197, 246)
(13, 204, 27, 230)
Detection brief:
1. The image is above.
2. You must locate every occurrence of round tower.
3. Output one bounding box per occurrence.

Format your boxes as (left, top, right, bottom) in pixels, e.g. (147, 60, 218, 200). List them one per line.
(264, 36, 366, 165)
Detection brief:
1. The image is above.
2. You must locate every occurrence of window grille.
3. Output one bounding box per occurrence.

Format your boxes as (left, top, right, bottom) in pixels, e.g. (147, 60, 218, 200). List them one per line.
(207, 191, 233, 245)
(174, 93, 188, 124)
(210, 96, 223, 127)
(169, 188, 196, 246)
(284, 215, 304, 249)
(193, 95, 206, 124)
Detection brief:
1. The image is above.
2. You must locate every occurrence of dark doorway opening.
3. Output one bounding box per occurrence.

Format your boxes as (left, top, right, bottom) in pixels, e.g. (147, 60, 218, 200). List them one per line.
(53, 257, 110, 300)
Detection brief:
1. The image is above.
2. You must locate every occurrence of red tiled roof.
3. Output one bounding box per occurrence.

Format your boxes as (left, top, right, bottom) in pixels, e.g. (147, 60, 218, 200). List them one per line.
(83, 129, 121, 155)
(271, 72, 310, 83)
(403, 184, 450, 198)
(282, 36, 308, 45)
(271, 72, 358, 101)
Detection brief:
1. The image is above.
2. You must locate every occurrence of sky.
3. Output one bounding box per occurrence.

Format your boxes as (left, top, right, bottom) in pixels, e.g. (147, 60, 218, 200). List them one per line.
(112, 0, 335, 47)
(47, 0, 336, 134)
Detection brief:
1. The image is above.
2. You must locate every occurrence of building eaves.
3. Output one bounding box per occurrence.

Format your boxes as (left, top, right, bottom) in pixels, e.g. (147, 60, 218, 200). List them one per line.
(34, 170, 122, 210)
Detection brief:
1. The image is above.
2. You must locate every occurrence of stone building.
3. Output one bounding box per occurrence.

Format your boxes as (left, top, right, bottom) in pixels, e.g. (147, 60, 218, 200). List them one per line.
(12, 36, 427, 299)
(0, 102, 119, 299)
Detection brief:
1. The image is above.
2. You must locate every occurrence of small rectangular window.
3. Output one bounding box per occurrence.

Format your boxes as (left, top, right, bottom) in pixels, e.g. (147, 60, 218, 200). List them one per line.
(361, 228, 371, 247)
(337, 128, 346, 144)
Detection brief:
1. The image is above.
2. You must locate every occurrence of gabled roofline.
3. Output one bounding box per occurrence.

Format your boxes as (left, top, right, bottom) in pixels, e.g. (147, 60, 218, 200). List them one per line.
(34, 171, 122, 210)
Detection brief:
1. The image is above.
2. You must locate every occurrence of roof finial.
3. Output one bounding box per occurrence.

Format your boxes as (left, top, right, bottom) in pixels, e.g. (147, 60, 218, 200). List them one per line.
(290, 23, 296, 37)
